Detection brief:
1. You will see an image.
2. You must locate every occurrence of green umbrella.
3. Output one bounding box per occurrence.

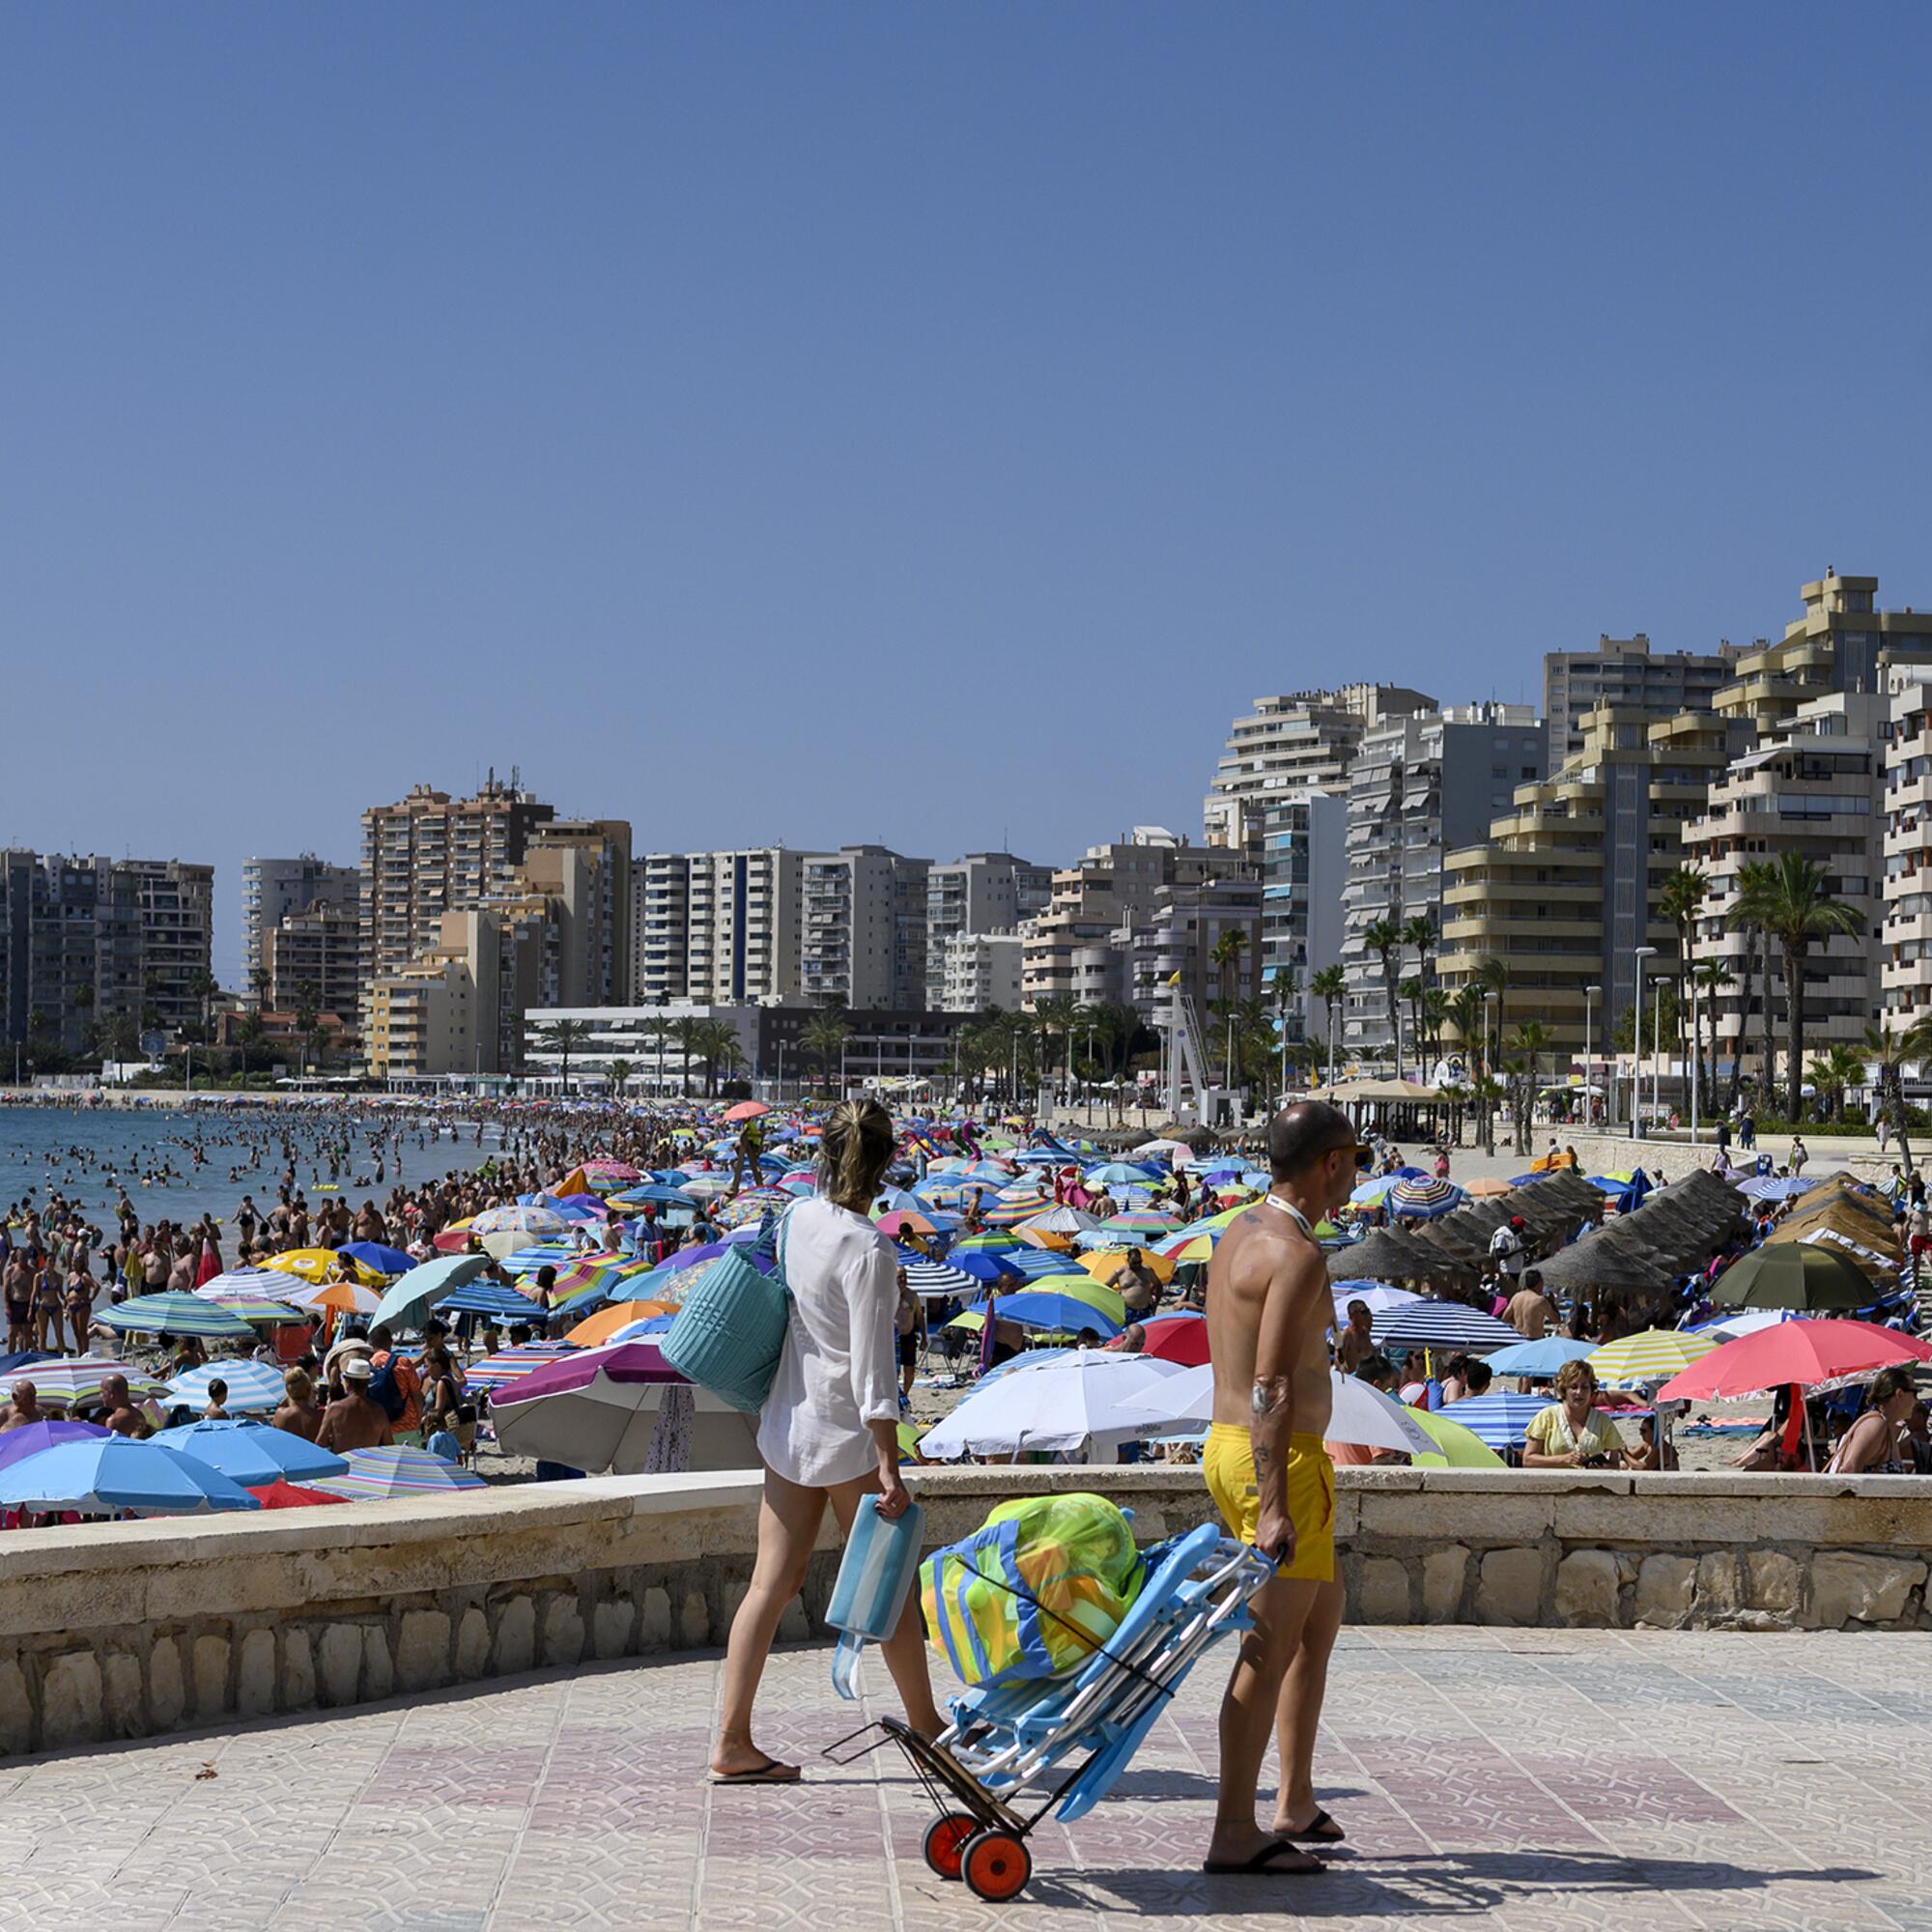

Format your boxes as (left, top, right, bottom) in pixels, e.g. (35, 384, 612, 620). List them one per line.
(1407, 1406, 1508, 1469)
(369, 1254, 492, 1333)
(1708, 1243, 1875, 1311)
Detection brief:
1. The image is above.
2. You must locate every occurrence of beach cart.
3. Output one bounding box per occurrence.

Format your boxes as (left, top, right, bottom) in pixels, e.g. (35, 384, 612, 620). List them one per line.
(827, 1520, 1273, 1901)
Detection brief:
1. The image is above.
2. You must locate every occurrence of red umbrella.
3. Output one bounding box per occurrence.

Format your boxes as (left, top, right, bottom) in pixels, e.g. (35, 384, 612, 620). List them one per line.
(724, 1100, 771, 1122)
(246, 1480, 349, 1510)
(1658, 1320, 1932, 1402)
(1134, 1315, 1211, 1368)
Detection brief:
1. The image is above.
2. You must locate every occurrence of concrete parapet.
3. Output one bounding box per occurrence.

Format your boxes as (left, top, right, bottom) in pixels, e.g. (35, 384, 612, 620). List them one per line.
(0, 1464, 1925, 1755)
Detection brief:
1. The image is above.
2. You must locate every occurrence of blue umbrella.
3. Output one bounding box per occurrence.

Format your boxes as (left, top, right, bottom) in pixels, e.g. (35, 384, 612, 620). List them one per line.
(162, 1359, 292, 1413)
(987, 1293, 1122, 1340)
(1483, 1336, 1598, 1378)
(370, 1253, 490, 1332)
(1373, 1302, 1523, 1351)
(339, 1241, 416, 1277)
(0, 1418, 109, 1475)
(952, 1250, 1027, 1285)
(152, 1418, 349, 1485)
(0, 1436, 261, 1516)
(438, 1280, 546, 1321)
(1432, 1392, 1552, 1450)
(1083, 1161, 1159, 1186)
(1001, 1249, 1091, 1281)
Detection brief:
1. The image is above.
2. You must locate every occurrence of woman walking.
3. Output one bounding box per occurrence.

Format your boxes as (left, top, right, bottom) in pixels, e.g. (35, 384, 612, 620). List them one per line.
(710, 1098, 941, 1784)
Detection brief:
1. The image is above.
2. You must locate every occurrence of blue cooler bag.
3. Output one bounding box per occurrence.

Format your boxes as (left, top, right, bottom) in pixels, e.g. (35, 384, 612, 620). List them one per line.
(659, 1210, 792, 1412)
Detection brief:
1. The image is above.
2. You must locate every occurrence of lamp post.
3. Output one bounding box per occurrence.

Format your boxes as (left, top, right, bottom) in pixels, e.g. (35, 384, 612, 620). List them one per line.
(1584, 983, 1602, 1128)
(1481, 990, 1496, 1155)
(1689, 967, 1699, 1145)
(1633, 947, 1659, 1139)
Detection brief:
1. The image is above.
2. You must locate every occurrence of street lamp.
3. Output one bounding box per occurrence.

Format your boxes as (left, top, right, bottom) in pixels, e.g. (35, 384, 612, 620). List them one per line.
(1584, 984, 1602, 1128)
(1481, 990, 1497, 1155)
(1633, 947, 1659, 1140)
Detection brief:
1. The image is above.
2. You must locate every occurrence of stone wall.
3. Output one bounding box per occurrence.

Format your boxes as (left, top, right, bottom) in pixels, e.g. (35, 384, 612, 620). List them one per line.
(1, 1466, 1927, 1757)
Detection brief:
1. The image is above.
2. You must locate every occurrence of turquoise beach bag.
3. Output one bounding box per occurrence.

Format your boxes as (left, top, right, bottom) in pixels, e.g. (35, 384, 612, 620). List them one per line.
(659, 1211, 792, 1413)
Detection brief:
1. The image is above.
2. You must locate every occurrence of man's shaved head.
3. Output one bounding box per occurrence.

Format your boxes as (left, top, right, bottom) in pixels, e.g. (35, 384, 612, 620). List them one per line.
(1267, 1102, 1358, 1180)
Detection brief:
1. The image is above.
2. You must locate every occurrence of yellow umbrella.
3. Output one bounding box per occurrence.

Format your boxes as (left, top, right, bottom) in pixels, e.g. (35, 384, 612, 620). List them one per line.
(1587, 1329, 1716, 1387)
(564, 1299, 673, 1347)
(261, 1249, 385, 1288)
(1082, 1248, 1176, 1285)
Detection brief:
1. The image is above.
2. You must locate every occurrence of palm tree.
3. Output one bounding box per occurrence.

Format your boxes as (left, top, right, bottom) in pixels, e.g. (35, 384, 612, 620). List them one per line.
(1693, 958, 1732, 1106)
(1806, 1044, 1865, 1122)
(1401, 915, 1436, 1072)
(1309, 965, 1347, 1087)
(1208, 931, 1250, 1088)
(1361, 919, 1403, 1077)
(1865, 1016, 1932, 1176)
(1659, 865, 1707, 1104)
(529, 1016, 595, 1094)
(692, 1020, 745, 1096)
(1420, 986, 1450, 1069)
(1399, 976, 1426, 1079)
(1504, 1020, 1552, 1154)
(1032, 993, 1081, 1094)
(607, 1057, 634, 1098)
(1734, 852, 1863, 1121)
(1446, 981, 1488, 1078)
(668, 1016, 706, 1097)
(799, 1009, 852, 1095)
(1726, 859, 1776, 1110)
(1475, 954, 1509, 1037)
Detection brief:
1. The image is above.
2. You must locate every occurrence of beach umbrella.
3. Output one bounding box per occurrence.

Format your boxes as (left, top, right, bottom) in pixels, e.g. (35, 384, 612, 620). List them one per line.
(946, 1250, 1027, 1287)
(0, 1419, 109, 1475)
(1084, 1162, 1159, 1186)
(246, 1480, 350, 1509)
(1738, 1175, 1822, 1202)
(463, 1343, 576, 1392)
(1097, 1210, 1180, 1235)
(1407, 1408, 1509, 1469)
(901, 1258, 980, 1299)
(193, 1265, 305, 1301)
(1483, 1336, 1597, 1377)
(282, 1280, 383, 1318)
(1465, 1178, 1516, 1198)
(1708, 1244, 1876, 1311)
(1326, 1229, 1459, 1287)
(151, 1418, 348, 1485)
(1135, 1314, 1210, 1367)
(338, 1241, 416, 1278)
(979, 1292, 1122, 1339)
(370, 1253, 490, 1333)
(260, 1249, 386, 1287)
(999, 1248, 1092, 1283)
(99, 1293, 256, 1341)
(499, 1242, 578, 1276)
(1656, 1320, 1932, 1403)
(580, 1158, 644, 1185)
(313, 1446, 486, 1500)
(920, 1353, 1183, 1458)
(1689, 1308, 1804, 1341)
(437, 1280, 543, 1321)
(1021, 1206, 1101, 1236)
(1372, 1302, 1521, 1351)
(1081, 1248, 1177, 1285)
(1389, 1177, 1466, 1220)
(874, 1209, 941, 1239)
(609, 1183, 700, 1210)
(722, 1100, 770, 1122)
(1587, 1330, 1718, 1387)
(1330, 1282, 1425, 1319)
(162, 1359, 291, 1413)
(1120, 1365, 1435, 1458)
(1430, 1391, 1550, 1450)
(491, 1342, 760, 1475)
(0, 1436, 260, 1516)
(563, 1300, 674, 1347)
(8, 1360, 166, 1410)
(471, 1206, 568, 1238)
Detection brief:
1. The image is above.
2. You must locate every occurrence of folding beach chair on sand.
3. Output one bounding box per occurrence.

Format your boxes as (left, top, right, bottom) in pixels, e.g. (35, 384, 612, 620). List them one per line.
(825, 1521, 1274, 1902)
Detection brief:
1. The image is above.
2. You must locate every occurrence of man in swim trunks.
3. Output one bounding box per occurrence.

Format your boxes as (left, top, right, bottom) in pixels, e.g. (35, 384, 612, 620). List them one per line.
(1202, 1101, 1362, 1878)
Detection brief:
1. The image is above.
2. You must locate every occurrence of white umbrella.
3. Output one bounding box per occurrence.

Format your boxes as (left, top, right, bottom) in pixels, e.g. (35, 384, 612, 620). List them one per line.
(1120, 1366, 1435, 1459)
(193, 1267, 303, 1301)
(918, 1354, 1185, 1460)
(1330, 1283, 1425, 1319)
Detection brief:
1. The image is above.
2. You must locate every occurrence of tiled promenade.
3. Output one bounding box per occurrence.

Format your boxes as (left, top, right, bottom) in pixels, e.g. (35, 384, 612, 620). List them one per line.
(1, 1626, 1927, 1930)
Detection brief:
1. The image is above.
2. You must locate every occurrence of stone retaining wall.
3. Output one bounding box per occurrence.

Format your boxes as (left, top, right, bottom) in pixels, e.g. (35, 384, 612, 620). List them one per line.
(1, 1466, 1927, 1757)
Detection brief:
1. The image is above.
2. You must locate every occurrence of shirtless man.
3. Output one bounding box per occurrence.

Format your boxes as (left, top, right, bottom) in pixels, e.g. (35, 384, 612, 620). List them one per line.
(1333, 1298, 1376, 1375)
(1203, 1102, 1363, 1877)
(99, 1374, 153, 1438)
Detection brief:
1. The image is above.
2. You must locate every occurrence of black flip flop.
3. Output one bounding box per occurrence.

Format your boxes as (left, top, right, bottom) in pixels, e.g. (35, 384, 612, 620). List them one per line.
(1202, 1837, 1323, 1876)
(1281, 1806, 1346, 1843)
(708, 1754, 802, 1785)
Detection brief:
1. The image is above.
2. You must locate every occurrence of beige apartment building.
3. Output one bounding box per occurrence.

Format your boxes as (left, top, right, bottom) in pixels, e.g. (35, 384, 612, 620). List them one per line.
(1881, 677, 1932, 1027)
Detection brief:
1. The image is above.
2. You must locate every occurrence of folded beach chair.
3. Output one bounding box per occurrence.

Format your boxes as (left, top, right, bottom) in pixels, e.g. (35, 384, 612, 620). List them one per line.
(826, 1520, 1272, 1902)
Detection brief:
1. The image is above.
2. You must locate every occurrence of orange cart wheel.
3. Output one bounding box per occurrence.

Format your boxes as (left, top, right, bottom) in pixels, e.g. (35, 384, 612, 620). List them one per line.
(961, 1829, 1032, 1902)
(923, 1812, 979, 1880)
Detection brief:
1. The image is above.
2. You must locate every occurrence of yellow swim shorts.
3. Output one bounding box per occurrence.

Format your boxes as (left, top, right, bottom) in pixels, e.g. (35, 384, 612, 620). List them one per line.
(1203, 1423, 1336, 1582)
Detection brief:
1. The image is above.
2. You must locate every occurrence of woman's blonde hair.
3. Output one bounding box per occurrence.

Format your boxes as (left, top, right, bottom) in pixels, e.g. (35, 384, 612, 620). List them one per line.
(1554, 1358, 1597, 1399)
(818, 1098, 896, 1210)
(283, 1368, 314, 1404)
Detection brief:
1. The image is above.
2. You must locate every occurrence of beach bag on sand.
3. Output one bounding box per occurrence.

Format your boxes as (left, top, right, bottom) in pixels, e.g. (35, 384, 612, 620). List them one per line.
(920, 1492, 1144, 1689)
(659, 1211, 791, 1413)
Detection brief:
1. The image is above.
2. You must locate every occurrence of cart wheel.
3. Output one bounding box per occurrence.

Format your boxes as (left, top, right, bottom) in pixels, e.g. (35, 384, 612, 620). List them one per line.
(923, 1812, 979, 1880)
(961, 1829, 1032, 1902)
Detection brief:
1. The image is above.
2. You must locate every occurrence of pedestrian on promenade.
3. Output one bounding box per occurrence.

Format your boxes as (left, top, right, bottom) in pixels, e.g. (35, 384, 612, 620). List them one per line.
(1200, 1102, 1361, 1877)
(710, 1098, 941, 1786)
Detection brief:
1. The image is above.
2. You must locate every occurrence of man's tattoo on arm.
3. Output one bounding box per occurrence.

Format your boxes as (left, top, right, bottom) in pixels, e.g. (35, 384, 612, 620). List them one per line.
(1251, 1375, 1292, 1416)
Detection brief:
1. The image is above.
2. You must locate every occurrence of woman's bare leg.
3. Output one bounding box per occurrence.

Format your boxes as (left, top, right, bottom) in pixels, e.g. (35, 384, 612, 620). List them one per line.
(712, 1468, 827, 1778)
(826, 1475, 942, 1737)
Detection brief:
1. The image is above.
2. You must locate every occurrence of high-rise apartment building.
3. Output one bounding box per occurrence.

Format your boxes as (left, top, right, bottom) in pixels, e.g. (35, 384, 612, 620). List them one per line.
(359, 776, 556, 1024)
(1204, 684, 1435, 848)
(934, 930, 1026, 1013)
(632, 848, 810, 1007)
(264, 901, 363, 1032)
(1128, 874, 1264, 1025)
(1883, 675, 1932, 1028)
(803, 846, 930, 1009)
(241, 856, 358, 1002)
(1259, 792, 1347, 1040)
(924, 854, 1052, 1006)
(1543, 635, 1745, 768)
(520, 819, 633, 1009)
(1341, 705, 1547, 1062)
(0, 852, 213, 1054)
(1436, 704, 1739, 1058)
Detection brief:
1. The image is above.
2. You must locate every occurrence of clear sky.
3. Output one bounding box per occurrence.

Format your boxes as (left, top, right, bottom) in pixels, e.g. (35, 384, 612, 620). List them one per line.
(5, 3, 1930, 982)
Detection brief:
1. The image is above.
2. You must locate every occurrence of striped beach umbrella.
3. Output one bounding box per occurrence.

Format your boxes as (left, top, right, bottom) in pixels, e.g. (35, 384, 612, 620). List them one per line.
(163, 1359, 291, 1413)
(312, 1446, 486, 1500)
(0, 1436, 261, 1516)
(499, 1243, 578, 1277)
(1587, 1329, 1718, 1387)
(99, 1293, 257, 1341)
(901, 1258, 980, 1298)
(471, 1206, 568, 1238)
(437, 1280, 544, 1321)
(463, 1343, 575, 1392)
(1428, 1392, 1551, 1449)
(194, 1266, 303, 1301)
(1372, 1302, 1522, 1351)
(1389, 1176, 1467, 1220)
(196, 1293, 307, 1328)
(19, 1360, 169, 1409)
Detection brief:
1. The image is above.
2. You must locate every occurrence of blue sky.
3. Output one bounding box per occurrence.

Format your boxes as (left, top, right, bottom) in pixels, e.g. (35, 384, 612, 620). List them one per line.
(4, 4, 1930, 981)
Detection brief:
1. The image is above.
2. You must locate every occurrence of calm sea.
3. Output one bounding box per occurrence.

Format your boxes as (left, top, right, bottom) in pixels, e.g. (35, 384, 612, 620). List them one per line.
(0, 1104, 503, 1235)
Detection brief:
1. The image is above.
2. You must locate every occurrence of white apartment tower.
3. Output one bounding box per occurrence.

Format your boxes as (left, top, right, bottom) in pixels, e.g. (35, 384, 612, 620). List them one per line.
(803, 846, 930, 1009)
(924, 853, 1052, 1007)
(632, 849, 810, 1007)
(242, 855, 358, 1002)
